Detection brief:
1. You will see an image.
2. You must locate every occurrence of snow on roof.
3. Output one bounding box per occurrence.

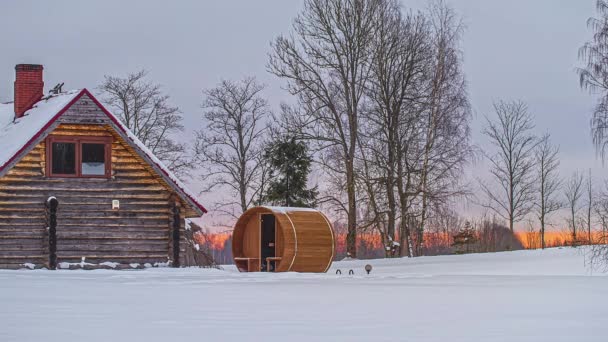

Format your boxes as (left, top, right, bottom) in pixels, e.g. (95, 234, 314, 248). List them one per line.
(0, 89, 207, 215)
(263, 206, 319, 214)
(0, 90, 81, 171)
(109, 108, 208, 214)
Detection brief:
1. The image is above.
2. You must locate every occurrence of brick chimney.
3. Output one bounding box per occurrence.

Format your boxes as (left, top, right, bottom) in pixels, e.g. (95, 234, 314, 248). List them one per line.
(14, 64, 44, 118)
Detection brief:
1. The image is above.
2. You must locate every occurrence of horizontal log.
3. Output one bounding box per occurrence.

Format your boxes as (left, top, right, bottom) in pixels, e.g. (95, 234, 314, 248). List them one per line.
(0, 205, 168, 215)
(0, 198, 168, 206)
(58, 232, 168, 240)
(56, 244, 168, 253)
(0, 192, 170, 200)
(0, 214, 46, 219)
(53, 124, 109, 131)
(112, 156, 145, 164)
(57, 227, 169, 235)
(57, 212, 168, 218)
(21, 154, 42, 162)
(56, 257, 168, 265)
(0, 207, 44, 213)
(0, 238, 47, 246)
(10, 161, 41, 169)
(0, 177, 162, 185)
(0, 218, 47, 225)
(58, 208, 170, 215)
(112, 164, 156, 172)
(0, 246, 47, 252)
(0, 231, 46, 238)
(51, 130, 112, 137)
(113, 171, 160, 178)
(56, 252, 168, 258)
(57, 239, 168, 247)
(5, 170, 43, 177)
(111, 150, 137, 157)
(55, 219, 168, 227)
(56, 222, 168, 228)
(0, 253, 47, 259)
(0, 185, 168, 193)
(0, 226, 47, 232)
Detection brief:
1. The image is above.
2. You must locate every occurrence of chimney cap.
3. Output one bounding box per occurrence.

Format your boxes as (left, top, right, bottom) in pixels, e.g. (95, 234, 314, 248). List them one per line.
(15, 64, 43, 71)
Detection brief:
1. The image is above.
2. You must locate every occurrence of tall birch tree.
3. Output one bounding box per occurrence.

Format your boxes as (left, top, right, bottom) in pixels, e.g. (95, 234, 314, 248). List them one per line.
(269, 0, 382, 257)
(533, 134, 561, 249)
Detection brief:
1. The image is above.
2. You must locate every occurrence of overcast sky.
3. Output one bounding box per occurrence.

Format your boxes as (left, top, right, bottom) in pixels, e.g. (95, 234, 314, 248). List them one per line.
(0, 0, 603, 227)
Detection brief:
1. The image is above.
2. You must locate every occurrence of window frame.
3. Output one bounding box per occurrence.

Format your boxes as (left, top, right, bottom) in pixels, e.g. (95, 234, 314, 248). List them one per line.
(46, 135, 112, 178)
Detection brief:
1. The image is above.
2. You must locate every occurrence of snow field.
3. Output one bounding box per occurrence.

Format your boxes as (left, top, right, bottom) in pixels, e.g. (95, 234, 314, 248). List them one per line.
(0, 248, 606, 342)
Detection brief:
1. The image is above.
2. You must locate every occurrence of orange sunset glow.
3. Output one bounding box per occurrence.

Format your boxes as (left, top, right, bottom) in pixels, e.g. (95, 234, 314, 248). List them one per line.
(197, 228, 607, 262)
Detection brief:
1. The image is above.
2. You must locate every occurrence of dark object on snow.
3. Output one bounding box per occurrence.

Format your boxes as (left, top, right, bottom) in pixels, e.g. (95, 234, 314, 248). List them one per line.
(336, 269, 341, 275)
(365, 264, 372, 274)
(46, 197, 58, 270)
(348, 269, 354, 275)
(50, 82, 64, 95)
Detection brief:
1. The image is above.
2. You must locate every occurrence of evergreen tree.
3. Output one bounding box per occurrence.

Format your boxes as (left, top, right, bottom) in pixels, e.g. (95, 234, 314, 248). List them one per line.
(263, 136, 317, 207)
(452, 221, 477, 254)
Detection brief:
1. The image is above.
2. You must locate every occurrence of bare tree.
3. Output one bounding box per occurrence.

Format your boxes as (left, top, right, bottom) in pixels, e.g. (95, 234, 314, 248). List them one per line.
(194, 77, 270, 217)
(481, 101, 537, 232)
(268, 0, 383, 257)
(584, 169, 595, 243)
(533, 134, 562, 249)
(578, 0, 608, 160)
(98, 70, 191, 176)
(591, 182, 608, 268)
(564, 171, 584, 244)
(575, 0, 608, 265)
(595, 182, 608, 239)
(358, 1, 470, 258)
(414, 1, 471, 255)
(359, 2, 432, 257)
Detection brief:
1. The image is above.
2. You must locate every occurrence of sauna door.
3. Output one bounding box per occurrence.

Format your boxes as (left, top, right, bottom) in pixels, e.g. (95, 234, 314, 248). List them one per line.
(260, 214, 276, 271)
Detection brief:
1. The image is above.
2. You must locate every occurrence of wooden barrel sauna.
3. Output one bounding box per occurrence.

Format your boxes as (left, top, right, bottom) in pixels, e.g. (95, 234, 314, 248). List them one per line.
(231, 206, 335, 273)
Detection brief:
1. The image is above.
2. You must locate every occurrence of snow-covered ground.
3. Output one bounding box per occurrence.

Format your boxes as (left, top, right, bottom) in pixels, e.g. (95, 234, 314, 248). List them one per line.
(1, 248, 607, 342)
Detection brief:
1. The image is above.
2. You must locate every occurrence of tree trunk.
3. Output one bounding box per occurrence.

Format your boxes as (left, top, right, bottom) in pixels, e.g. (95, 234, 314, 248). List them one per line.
(346, 159, 357, 258)
(540, 216, 545, 249)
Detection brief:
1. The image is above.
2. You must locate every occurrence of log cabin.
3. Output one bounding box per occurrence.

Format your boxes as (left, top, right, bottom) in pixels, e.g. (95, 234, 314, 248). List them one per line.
(0, 64, 207, 270)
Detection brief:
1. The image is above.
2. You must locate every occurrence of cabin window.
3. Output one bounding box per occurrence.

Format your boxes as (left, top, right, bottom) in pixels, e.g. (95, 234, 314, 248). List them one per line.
(81, 143, 106, 175)
(51, 142, 76, 175)
(46, 136, 112, 178)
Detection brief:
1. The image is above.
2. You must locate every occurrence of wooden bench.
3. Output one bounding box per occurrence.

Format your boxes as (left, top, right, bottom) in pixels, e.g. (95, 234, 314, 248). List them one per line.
(265, 257, 282, 272)
(234, 257, 260, 272)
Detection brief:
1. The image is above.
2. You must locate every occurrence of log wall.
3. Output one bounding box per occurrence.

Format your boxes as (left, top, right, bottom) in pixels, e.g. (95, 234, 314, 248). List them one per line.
(0, 120, 194, 269)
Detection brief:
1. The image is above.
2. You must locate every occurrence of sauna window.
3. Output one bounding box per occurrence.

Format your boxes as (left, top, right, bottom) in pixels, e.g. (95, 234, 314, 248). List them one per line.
(46, 136, 112, 178)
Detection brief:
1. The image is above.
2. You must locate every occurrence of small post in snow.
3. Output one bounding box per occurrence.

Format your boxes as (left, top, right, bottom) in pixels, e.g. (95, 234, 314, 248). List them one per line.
(46, 196, 58, 270)
(172, 202, 181, 268)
